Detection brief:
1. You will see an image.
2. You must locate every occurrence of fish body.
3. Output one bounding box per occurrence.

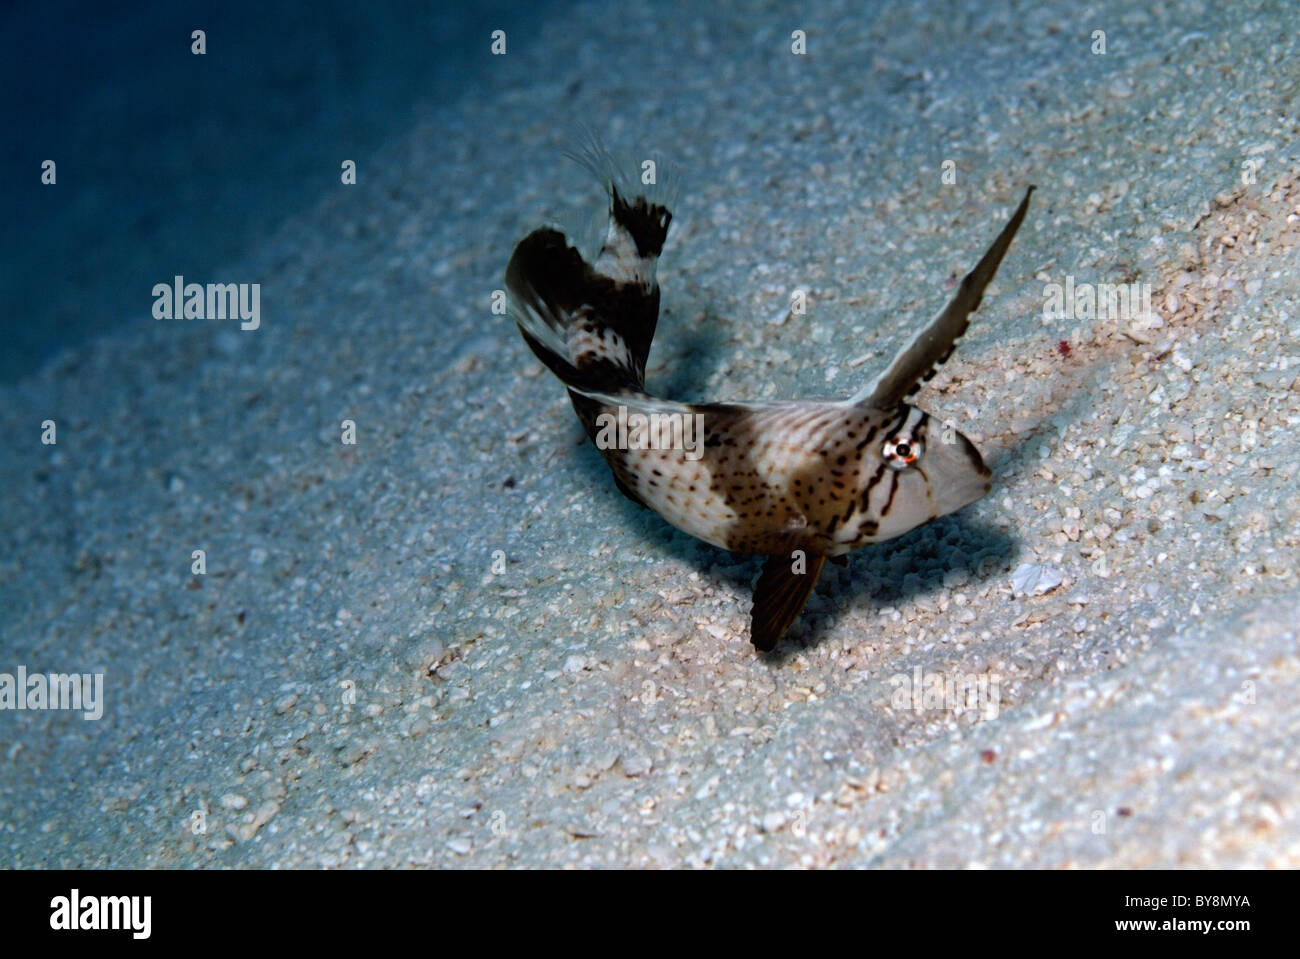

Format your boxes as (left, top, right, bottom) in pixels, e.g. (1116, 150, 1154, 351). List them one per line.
(507, 142, 1032, 651)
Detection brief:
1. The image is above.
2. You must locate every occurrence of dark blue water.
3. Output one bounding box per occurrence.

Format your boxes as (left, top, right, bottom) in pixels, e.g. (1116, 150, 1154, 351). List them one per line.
(0, 0, 556, 382)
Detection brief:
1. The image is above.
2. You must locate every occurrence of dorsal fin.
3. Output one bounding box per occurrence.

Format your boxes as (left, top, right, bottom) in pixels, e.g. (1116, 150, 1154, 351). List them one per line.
(855, 187, 1034, 409)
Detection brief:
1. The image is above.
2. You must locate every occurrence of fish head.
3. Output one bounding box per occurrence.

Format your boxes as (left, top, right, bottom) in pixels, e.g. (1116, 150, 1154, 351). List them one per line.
(857, 403, 993, 542)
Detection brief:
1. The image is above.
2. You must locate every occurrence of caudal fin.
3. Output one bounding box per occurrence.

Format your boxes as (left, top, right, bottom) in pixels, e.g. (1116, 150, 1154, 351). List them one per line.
(505, 140, 676, 395)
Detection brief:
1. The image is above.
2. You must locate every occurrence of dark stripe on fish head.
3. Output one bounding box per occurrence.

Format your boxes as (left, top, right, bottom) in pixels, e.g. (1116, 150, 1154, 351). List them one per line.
(853, 404, 991, 542)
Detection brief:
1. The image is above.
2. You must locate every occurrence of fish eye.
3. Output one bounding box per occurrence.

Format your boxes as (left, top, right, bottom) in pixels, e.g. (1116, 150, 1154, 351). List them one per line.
(883, 434, 923, 470)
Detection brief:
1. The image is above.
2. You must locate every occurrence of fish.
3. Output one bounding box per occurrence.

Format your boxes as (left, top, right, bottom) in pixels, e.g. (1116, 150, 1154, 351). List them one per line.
(506, 140, 1033, 652)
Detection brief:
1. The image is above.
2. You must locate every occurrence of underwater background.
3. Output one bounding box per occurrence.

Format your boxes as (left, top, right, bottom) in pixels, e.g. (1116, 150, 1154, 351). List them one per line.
(2, 0, 1299, 867)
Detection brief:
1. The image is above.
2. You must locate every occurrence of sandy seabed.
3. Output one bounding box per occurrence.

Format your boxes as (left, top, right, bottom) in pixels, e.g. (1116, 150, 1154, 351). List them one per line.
(2, 0, 1299, 867)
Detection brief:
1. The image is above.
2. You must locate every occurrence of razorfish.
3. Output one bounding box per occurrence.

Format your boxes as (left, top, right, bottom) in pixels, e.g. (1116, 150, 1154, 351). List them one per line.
(506, 142, 1032, 652)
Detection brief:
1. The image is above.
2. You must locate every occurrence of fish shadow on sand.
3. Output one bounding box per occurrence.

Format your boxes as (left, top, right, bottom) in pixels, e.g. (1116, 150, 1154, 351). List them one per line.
(766, 515, 1019, 663)
(649, 306, 731, 401)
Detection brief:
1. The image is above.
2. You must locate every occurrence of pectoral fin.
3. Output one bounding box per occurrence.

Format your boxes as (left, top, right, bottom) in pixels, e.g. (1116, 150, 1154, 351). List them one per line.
(751, 553, 827, 652)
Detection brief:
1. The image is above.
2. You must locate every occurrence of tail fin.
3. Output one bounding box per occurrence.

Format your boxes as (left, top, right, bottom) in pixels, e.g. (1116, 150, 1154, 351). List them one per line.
(505, 140, 676, 395)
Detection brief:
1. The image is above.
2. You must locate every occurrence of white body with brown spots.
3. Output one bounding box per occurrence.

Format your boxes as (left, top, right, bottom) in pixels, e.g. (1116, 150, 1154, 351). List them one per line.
(597, 397, 992, 560)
